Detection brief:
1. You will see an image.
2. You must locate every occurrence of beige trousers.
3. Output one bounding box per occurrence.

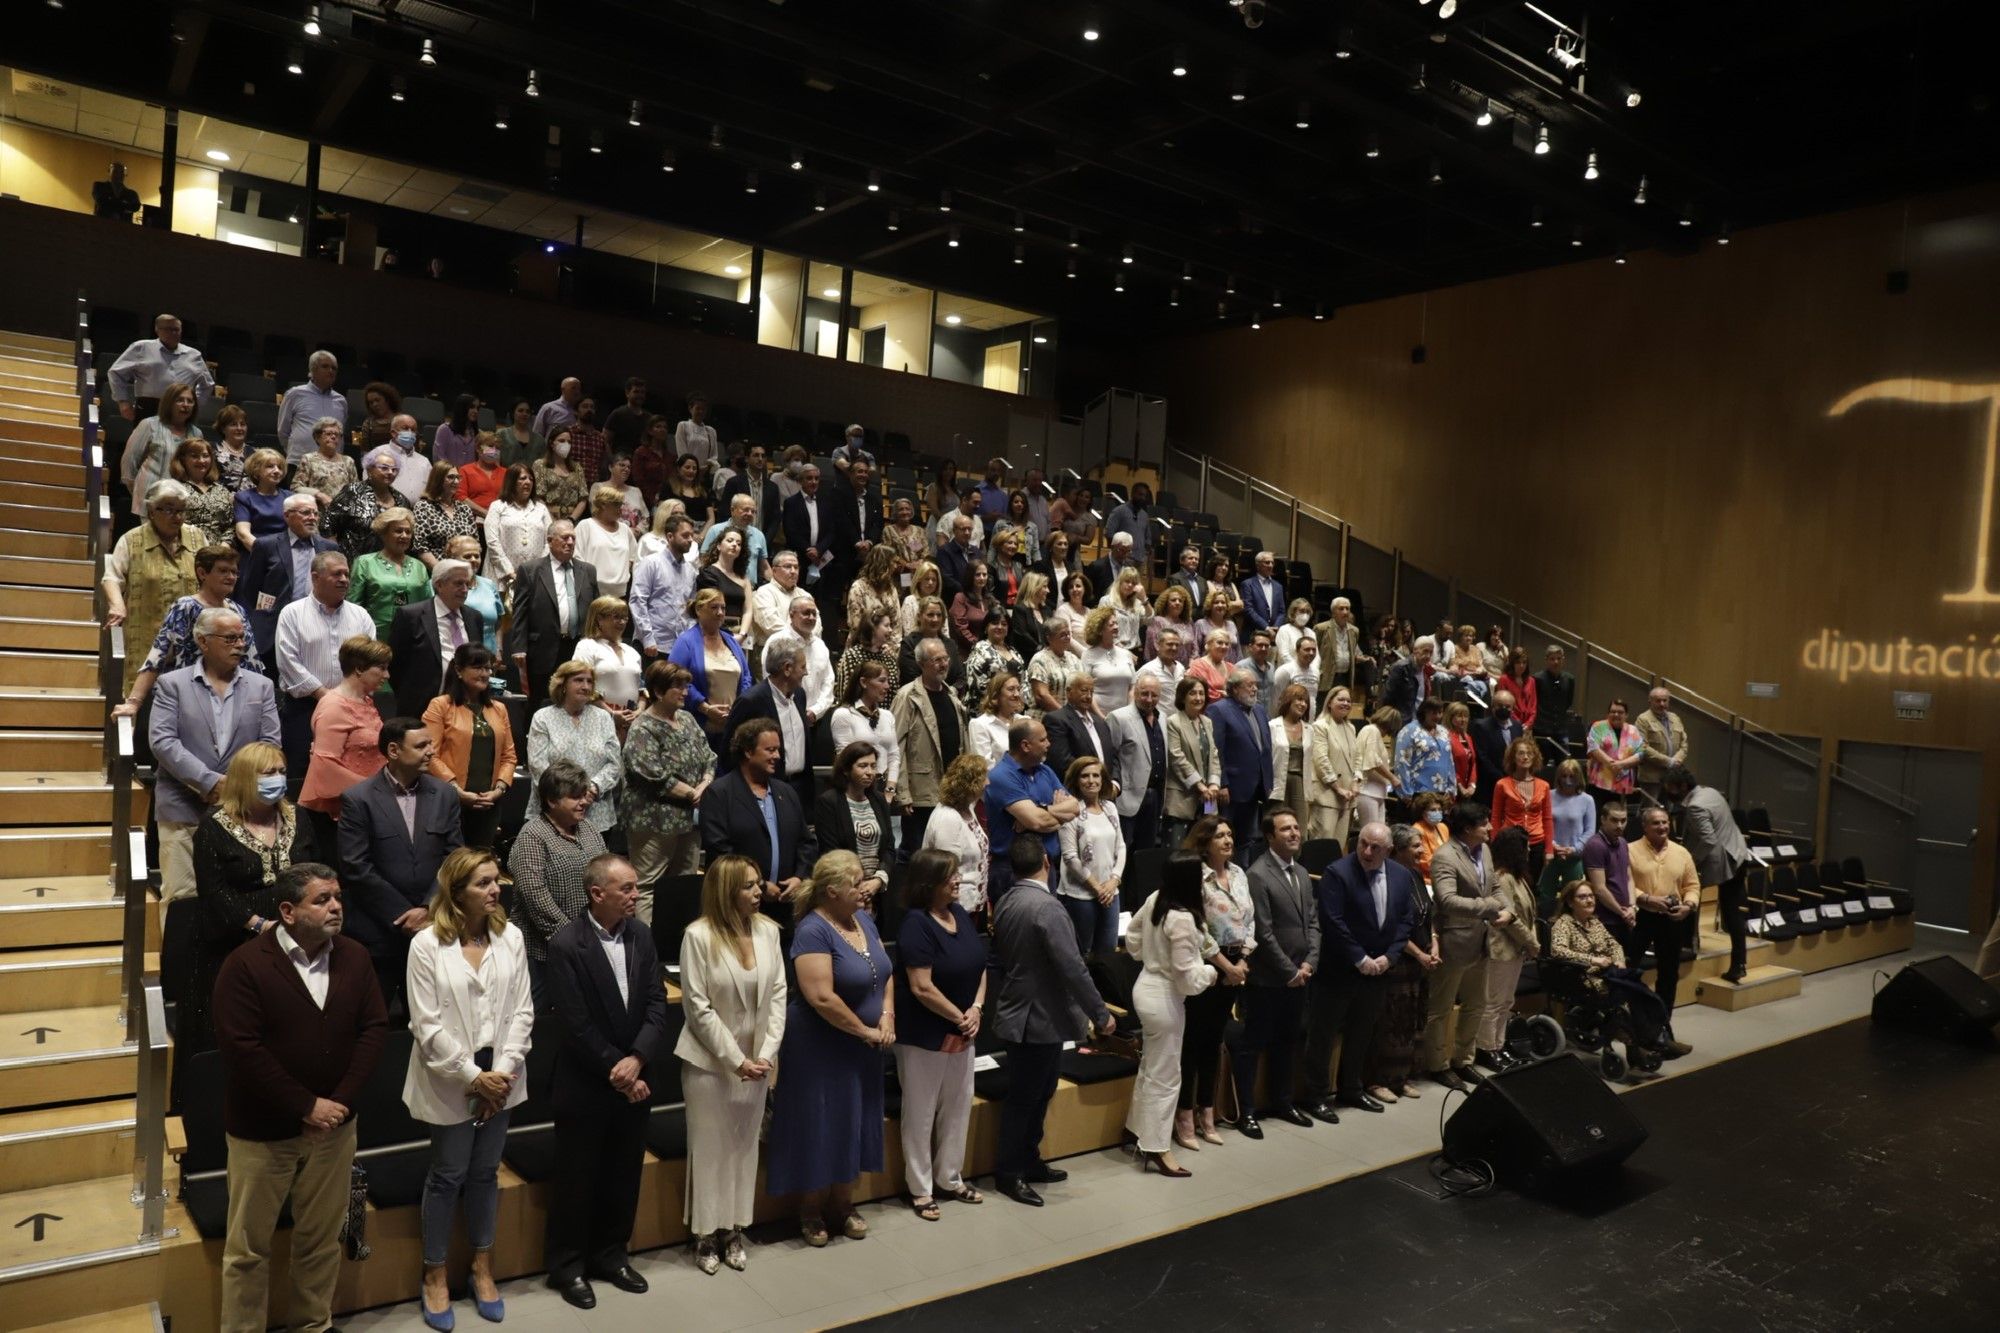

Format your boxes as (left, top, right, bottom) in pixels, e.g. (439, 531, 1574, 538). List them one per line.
(221, 1119, 356, 1333)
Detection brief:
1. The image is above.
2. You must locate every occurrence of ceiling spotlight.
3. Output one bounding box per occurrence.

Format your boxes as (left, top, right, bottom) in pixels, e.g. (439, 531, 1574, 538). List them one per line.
(660, 148, 676, 172)
(1314, 303, 1327, 320)
(944, 314, 963, 325)
(1294, 101, 1311, 130)
(1082, 25, 1100, 41)
(287, 209, 299, 224)
(494, 104, 510, 130)
(389, 75, 406, 103)
(1170, 287, 1180, 307)
(886, 210, 900, 232)
(1224, 273, 1237, 294)
(1068, 227, 1080, 249)
(204, 148, 230, 162)
(1534, 123, 1549, 155)
(1217, 301, 1228, 319)
(1229, 73, 1246, 102)
(1716, 222, 1731, 245)
(1250, 316, 1261, 330)
(1570, 226, 1584, 248)
(420, 38, 437, 67)
(1113, 273, 1125, 293)
(1476, 99, 1497, 128)
(1626, 88, 1643, 109)
(1633, 174, 1648, 205)
(1365, 135, 1380, 159)
(1410, 62, 1428, 93)
(1270, 289, 1282, 308)
(285, 46, 304, 75)
(1121, 244, 1134, 265)
(1335, 27, 1354, 58)
(1439, 0, 1458, 16)
(812, 188, 826, 211)
(588, 129, 604, 155)
(1013, 244, 1025, 265)
(723, 264, 743, 276)
(1614, 249, 1628, 264)
(303, 4, 321, 38)
(821, 287, 840, 298)
(1067, 259, 1078, 279)
(1550, 32, 1585, 72)
(1679, 203, 1693, 227)
(743, 171, 758, 193)
(1171, 50, 1188, 77)
(544, 243, 557, 255)
(1584, 150, 1599, 180)
(1531, 204, 1544, 228)
(867, 169, 881, 192)
(1429, 157, 1443, 185)
(628, 100, 643, 127)
(1182, 260, 1194, 281)
(1033, 335, 1048, 345)
(525, 69, 539, 98)
(1012, 211, 1025, 233)
(947, 225, 961, 247)
(789, 151, 804, 171)
(939, 189, 953, 212)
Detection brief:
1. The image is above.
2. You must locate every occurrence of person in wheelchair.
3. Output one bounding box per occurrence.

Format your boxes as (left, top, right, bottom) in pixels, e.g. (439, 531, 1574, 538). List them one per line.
(1544, 879, 1673, 1076)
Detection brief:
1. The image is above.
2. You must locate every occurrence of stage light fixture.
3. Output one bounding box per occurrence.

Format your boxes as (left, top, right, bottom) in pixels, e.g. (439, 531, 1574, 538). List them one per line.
(1121, 245, 1134, 265)
(1067, 259, 1078, 279)
(743, 172, 757, 193)
(1068, 228, 1080, 249)
(1012, 211, 1025, 233)
(1534, 123, 1549, 155)
(790, 151, 803, 170)
(525, 69, 539, 98)
(867, 169, 881, 192)
(1013, 245, 1025, 265)
(1633, 174, 1648, 205)
(1570, 226, 1584, 247)
(660, 149, 675, 172)
(588, 130, 604, 154)
(947, 225, 961, 247)
(1531, 204, 1544, 228)
(1083, 25, 1100, 42)
(939, 189, 952, 212)
(1250, 315, 1261, 330)
(1335, 28, 1353, 58)
(1224, 273, 1236, 294)
(1440, 0, 1458, 16)
(1679, 204, 1693, 227)
(1626, 88, 1643, 108)
(420, 39, 437, 67)
(1476, 99, 1497, 128)
(1716, 223, 1731, 245)
(886, 210, 900, 231)
(390, 75, 406, 102)
(303, 4, 320, 38)
(1550, 32, 1585, 72)
(1170, 287, 1180, 307)
(813, 189, 826, 211)
(494, 104, 510, 130)
(629, 101, 643, 127)
(1429, 158, 1443, 185)
(1295, 102, 1311, 130)
(1365, 136, 1380, 159)
(1113, 273, 1125, 292)
(1614, 249, 1627, 264)
(1314, 303, 1327, 320)
(286, 47, 304, 75)
(1270, 289, 1282, 308)
(1584, 151, 1599, 180)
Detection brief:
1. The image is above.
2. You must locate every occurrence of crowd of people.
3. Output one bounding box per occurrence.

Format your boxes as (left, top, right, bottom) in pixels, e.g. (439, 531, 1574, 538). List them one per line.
(105, 329, 1756, 1331)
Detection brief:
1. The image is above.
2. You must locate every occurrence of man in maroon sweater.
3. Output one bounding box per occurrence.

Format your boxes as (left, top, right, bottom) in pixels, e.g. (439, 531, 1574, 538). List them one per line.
(213, 862, 388, 1333)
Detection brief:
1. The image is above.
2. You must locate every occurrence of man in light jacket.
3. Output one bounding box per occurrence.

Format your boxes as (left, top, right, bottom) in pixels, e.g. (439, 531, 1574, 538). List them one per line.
(1108, 671, 1167, 850)
(1421, 801, 1511, 1092)
(1662, 764, 1752, 984)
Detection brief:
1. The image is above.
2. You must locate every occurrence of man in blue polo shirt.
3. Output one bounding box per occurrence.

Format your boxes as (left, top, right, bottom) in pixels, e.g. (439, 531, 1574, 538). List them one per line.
(985, 716, 1080, 900)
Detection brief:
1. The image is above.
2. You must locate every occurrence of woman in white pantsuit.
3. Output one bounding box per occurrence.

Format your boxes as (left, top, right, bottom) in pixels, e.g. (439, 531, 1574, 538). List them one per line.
(675, 854, 788, 1274)
(1124, 852, 1218, 1179)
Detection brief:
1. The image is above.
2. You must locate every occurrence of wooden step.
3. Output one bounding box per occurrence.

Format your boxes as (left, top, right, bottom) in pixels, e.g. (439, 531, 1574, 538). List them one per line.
(1768, 915, 1916, 975)
(0, 687, 102, 729)
(0, 478, 92, 510)
(0, 733, 103, 771)
(0, 1177, 152, 1283)
(0, 555, 92, 591)
(1695, 964, 1804, 1011)
(0, 403, 75, 429)
(0, 652, 98, 691)
(0, 420, 81, 450)
(0, 1100, 137, 1193)
(0, 367, 72, 396)
(0, 332, 73, 357)
(0, 613, 98, 652)
(1639, 931, 1774, 1006)
(0, 586, 94, 622)
(0, 457, 87, 489)
(21, 1302, 162, 1333)
(0, 775, 147, 826)
(0, 1005, 135, 1111)
(0, 947, 124, 1013)
(0, 433, 85, 466)
(2, 383, 76, 415)
(0, 876, 154, 949)
(0, 834, 113, 881)
(0, 529, 89, 562)
(0, 504, 87, 537)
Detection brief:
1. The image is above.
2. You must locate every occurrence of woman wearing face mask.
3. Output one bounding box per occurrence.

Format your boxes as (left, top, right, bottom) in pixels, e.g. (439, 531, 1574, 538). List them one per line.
(458, 431, 508, 519)
(1411, 791, 1450, 874)
(1274, 597, 1316, 664)
(532, 426, 589, 522)
(325, 445, 406, 558)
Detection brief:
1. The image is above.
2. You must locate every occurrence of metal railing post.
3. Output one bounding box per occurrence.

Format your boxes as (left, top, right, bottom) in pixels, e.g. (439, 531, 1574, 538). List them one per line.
(130, 982, 173, 1241)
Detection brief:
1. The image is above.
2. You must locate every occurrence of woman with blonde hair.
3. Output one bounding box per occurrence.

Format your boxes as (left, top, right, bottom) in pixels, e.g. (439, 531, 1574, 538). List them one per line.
(1306, 685, 1361, 844)
(1080, 605, 1136, 716)
(1355, 704, 1401, 828)
(1148, 583, 1196, 665)
(404, 846, 533, 1326)
(1058, 755, 1125, 962)
(767, 851, 893, 1246)
(677, 854, 787, 1273)
(1539, 758, 1597, 913)
(1267, 681, 1318, 820)
(921, 753, 992, 918)
(901, 559, 945, 636)
(849, 543, 905, 653)
(1124, 852, 1216, 1178)
(969, 670, 1025, 768)
(527, 660, 622, 839)
(232, 446, 292, 550)
(575, 482, 640, 599)
(1105, 567, 1152, 654)
(347, 506, 428, 635)
(573, 596, 645, 724)
(668, 586, 749, 760)
(1008, 570, 1051, 660)
(1444, 700, 1477, 800)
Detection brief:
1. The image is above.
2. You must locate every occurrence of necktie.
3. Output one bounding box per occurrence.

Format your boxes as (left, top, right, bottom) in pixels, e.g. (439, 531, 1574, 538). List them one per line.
(447, 611, 465, 648)
(558, 564, 575, 634)
(1372, 869, 1387, 927)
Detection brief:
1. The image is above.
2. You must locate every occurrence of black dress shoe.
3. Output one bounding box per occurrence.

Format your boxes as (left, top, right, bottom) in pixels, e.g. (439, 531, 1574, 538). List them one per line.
(1453, 1063, 1486, 1085)
(1024, 1164, 1068, 1184)
(1237, 1114, 1264, 1139)
(1305, 1100, 1342, 1125)
(1472, 1048, 1506, 1072)
(1721, 967, 1748, 984)
(1426, 1069, 1467, 1093)
(1334, 1092, 1386, 1113)
(995, 1176, 1044, 1207)
(550, 1277, 596, 1310)
(1272, 1105, 1314, 1128)
(591, 1264, 648, 1294)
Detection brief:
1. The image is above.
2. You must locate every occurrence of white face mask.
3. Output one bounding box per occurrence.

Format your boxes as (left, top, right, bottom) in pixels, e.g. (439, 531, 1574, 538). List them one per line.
(1294, 610, 1311, 625)
(552, 441, 571, 459)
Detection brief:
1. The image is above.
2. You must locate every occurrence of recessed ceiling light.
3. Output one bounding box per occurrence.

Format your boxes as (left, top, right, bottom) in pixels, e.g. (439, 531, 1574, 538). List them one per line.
(1032, 335, 1048, 345)
(822, 288, 840, 298)
(420, 39, 437, 67)
(1584, 150, 1599, 180)
(524, 69, 539, 98)
(660, 148, 675, 172)
(944, 314, 963, 325)
(205, 149, 230, 162)
(1082, 27, 1100, 41)
(285, 48, 304, 76)
(723, 264, 744, 276)
(1535, 123, 1549, 155)
(628, 100, 642, 127)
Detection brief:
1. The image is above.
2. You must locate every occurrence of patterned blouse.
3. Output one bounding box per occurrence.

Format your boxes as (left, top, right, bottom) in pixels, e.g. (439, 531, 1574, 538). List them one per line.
(834, 645, 901, 705)
(963, 640, 1023, 710)
(1549, 913, 1626, 993)
(532, 460, 588, 520)
(324, 481, 395, 558)
(1586, 721, 1645, 794)
(527, 703, 623, 833)
(1200, 860, 1257, 956)
(505, 814, 609, 961)
(182, 480, 235, 539)
(622, 706, 714, 839)
(1394, 721, 1460, 798)
(291, 450, 358, 499)
(140, 594, 264, 677)
(414, 498, 480, 563)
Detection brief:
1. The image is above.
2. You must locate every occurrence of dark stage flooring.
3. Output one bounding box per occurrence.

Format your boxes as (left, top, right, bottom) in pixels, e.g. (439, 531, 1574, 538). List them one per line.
(844, 1019, 2000, 1332)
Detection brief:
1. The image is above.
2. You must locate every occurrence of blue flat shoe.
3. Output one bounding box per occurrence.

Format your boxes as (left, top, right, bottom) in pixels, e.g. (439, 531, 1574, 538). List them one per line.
(475, 1296, 505, 1323)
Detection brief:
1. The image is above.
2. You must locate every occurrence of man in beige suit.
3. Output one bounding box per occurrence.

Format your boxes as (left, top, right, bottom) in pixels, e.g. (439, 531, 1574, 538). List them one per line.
(1422, 802, 1514, 1091)
(893, 637, 971, 852)
(1634, 686, 1689, 793)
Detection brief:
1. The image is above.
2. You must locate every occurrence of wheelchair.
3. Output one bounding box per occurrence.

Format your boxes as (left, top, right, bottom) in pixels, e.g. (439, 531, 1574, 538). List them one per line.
(1531, 923, 1668, 1081)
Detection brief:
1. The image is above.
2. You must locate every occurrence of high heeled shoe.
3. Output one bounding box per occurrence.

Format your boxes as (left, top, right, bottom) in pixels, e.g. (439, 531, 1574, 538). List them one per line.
(1197, 1109, 1225, 1146)
(1173, 1109, 1201, 1152)
(1140, 1151, 1192, 1178)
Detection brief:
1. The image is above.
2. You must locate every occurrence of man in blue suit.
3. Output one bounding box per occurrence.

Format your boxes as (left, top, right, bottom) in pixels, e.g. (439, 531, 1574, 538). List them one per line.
(1239, 549, 1287, 633)
(1209, 668, 1272, 867)
(1301, 821, 1418, 1118)
(235, 493, 338, 663)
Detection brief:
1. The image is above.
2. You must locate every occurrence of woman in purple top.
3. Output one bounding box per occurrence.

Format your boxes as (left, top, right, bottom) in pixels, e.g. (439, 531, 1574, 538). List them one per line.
(432, 394, 480, 467)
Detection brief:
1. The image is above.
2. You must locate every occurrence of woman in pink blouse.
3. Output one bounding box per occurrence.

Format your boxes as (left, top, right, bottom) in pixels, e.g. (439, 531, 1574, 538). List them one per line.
(301, 636, 391, 817)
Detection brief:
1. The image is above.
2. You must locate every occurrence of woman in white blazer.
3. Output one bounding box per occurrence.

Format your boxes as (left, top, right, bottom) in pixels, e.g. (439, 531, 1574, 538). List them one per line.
(1124, 853, 1217, 1179)
(404, 847, 534, 1328)
(1307, 685, 1362, 845)
(1267, 681, 1319, 823)
(676, 854, 788, 1275)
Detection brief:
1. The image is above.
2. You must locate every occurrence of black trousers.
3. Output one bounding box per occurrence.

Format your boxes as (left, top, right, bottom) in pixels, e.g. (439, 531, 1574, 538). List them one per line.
(1179, 981, 1235, 1110)
(900, 805, 934, 863)
(1301, 965, 1389, 1103)
(1229, 983, 1308, 1115)
(1632, 909, 1691, 1017)
(279, 694, 316, 795)
(1715, 870, 1748, 974)
(997, 1040, 1063, 1181)
(546, 1095, 649, 1282)
(1122, 786, 1162, 853)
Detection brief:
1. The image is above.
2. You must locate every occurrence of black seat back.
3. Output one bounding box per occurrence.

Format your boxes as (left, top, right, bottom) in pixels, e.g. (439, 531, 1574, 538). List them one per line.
(651, 873, 706, 966)
(355, 1029, 426, 1150)
(1298, 838, 1342, 876)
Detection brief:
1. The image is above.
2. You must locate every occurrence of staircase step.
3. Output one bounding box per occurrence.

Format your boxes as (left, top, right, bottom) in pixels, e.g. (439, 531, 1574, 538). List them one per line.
(0, 403, 74, 429)
(0, 615, 97, 653)
(0, 586, 93, 622)
(0, 947, 124, 1012)
(21, 1303, 162, 1333)
(0, 1005, 135, 1111)
(0, 652, 98, 691)
(0, 775, 148, 826)
(0, 555, 92, 590)
(0, 529, 89, 562)
(0, 420, 81, 450)
(0, 457, 87, 489)
(0, 331, 74, 358)
(0, 1176, 150, 1278)
(0, 733, 103, 771)
(0, 876, 153, 949)
(1695, 964, 1804, 1011)
(0, 832, 113, 880)
(0, 366, 73, 395)
(0, 687, 102, 729)
(0, 503, 86, 537)
(0, 1100, 137, 1193)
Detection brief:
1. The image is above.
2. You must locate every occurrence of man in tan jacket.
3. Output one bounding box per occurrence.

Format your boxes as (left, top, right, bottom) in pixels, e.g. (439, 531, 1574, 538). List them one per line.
(1422, 802, 1514, 1091)
(893, 637, 971, 851)
(1634, 686, 1689, 793)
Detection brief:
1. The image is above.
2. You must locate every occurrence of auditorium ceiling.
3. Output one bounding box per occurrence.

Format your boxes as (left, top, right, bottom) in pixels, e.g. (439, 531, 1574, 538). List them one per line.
(12, 0, 1997, 334)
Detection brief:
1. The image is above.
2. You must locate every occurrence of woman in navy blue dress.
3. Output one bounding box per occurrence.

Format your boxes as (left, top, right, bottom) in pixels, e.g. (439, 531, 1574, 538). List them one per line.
(766, 850, 894, 1246)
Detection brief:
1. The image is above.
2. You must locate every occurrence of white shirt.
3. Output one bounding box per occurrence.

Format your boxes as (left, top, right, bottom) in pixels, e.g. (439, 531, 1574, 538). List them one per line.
(275, 596, 377, 698)
(1272, 660, 1320, 716)
(1058, 802, 1126, 901)
(573, 515, 639, 595)
(800, 495, 821, 550)
(831, 704, 900, 794)
(969, 713, 1012, 768)
(276, 925, 331, 1009)
(391, 446, 431, 505)
(675, 419, 718, 468)
(774, 689, 808, 778)
(933, 511, 984, 549)
(551, 560, 578, 636)
(764, 628, 834, 717)
(108, 337, 214, 406)
(574, 637, 644, 708)
(590, 913, 630, 1006)
(750, 580, 808, 652)
(483, 500, 552, 587)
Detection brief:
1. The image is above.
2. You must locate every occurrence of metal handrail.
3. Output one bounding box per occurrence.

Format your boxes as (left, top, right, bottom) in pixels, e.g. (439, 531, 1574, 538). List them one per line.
(130, 983, 173, 1242)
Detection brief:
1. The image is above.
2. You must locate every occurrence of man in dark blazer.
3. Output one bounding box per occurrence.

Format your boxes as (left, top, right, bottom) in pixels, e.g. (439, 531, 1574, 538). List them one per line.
(1230, 807, 1322, 1134)
(543, 855, 671, 1311)
(1168, 544, 1209, 616)
(1239, 550, 1287, 633)
(337, 718, 464, 1010)
(826, 456, 884, 568)
(1302, 821, 1417, 1118)
(698, 719, 816, 927)
(506, 521, 600, 710)
(1209, 668, 1273, 866)
(780, 462, 832, 583)
(1469, 688, 1525, 806)
(1044, 670, 1123, 799)
(720, 638, 813, 808)
(212, 862, 387, 1333)
(1083, 531, 1135, 607)
(235, 492, 338, 662)
(385, 557, 485, 718)
(1381, 636, 1437, 722)
(934, 510, 982, 603)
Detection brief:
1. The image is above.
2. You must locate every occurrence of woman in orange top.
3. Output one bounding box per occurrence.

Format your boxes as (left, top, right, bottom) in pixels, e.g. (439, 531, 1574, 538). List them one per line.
(1443, 701, 1477, 799)
(1490, 735, 1555, 882)
(1410, 791, 1450, 878)
(301, 636, 391, 818)
(422, 643, 519, 850)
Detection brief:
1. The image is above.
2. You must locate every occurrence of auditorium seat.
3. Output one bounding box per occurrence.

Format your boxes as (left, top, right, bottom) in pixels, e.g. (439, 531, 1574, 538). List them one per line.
(356, 1031, 435, 1209)
(745, 409, 779, 440)
(643, 1104, 689, 1162)
(241, 400, 279, 436)
(650, 872, 705, 966)
(226, 370, 275, 403)
(883, 430, 912, 453)
(171, 1049, 243, 1240)
(1297, 839, 1342, 876)
(264, 333, 308, 367)
(1060, 1047, 1138, 1084)
(1121, 847, 1167, 911)
(1844, 855, 1913, 917)
(404, 396, 446, 428)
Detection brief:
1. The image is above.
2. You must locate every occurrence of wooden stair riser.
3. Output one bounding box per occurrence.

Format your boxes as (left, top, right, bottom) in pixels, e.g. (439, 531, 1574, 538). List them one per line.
(0, 419, 82, 449)
(0, 652, 99, 690)
(0, 732, 104, 772)
(0, 1102, 138, 1193)
(24, 1302, 165, 1333)
(1696, 966, 1805, 1011)
(0, 1051, 136, 1113)
(0, 784, 149, 826)
(0, 832, 113, 878)
(0, 587, 93, 621)
(0, 530, 90, 562)
(0, 404, 77, 430)
(0, 620, 97, 653)
(0, 434, 90, 467)
(0, 1257, 164, 1333)
(0, 333, 73, 357)
(0, 457, 88, 489)
(0, 953, 124, 1012)
(0, 692, 102, 729)
(0, 504, 87, 536)
(0, 556, 93, 590)
(2, 384, 77, 415)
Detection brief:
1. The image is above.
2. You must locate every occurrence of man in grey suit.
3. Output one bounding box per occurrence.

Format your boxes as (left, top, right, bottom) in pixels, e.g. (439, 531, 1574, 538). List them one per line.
(1229, 806, 1321, 1135)
(1422, 802, 1513, 1091)
(338, 718, 464, 1009)
(1663, 764, 1753, 983)
(989, 837, 1114, 1207)
(1108, 672, 1167, 851)
(150, 606, 281, 905)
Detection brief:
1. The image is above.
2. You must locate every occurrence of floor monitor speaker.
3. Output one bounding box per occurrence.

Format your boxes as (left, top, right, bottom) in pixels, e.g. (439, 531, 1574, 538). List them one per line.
(1871, 956, 2000, 1041)
(1442, 1055, 1647, 1187)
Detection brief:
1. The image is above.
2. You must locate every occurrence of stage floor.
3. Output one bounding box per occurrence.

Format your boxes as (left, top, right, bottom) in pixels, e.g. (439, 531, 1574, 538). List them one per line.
(850, 1015, 2000, 1333)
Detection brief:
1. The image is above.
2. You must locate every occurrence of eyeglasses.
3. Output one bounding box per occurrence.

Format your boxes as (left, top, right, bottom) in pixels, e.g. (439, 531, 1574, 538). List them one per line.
(209, 633, 247, 644)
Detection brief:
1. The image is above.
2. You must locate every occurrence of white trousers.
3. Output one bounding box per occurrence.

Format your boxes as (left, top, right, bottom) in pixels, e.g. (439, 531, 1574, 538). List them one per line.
(1125, 972, 1186, 1153)
(681, 1062, 768, 1236)
(1478, 956, 1527, 1052)
(894, 1044, 973, 1198)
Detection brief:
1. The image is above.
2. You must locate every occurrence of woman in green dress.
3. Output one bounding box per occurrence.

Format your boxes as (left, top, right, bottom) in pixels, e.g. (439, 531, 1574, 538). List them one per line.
(347, 507, 430, 636)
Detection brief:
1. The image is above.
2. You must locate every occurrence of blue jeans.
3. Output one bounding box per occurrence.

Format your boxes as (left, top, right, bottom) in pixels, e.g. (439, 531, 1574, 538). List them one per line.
(1061, 892, 1119, 958)
(422, 1109, 512, 1265)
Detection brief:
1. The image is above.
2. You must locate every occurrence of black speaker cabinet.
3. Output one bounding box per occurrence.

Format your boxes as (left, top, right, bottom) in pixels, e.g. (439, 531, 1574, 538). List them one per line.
(1871, 956, 2000, 1041)
(1443, 1056, 1647, 1186)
